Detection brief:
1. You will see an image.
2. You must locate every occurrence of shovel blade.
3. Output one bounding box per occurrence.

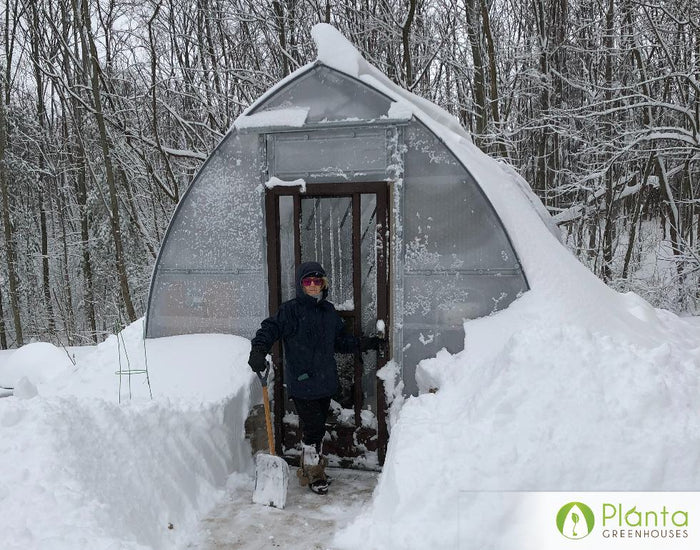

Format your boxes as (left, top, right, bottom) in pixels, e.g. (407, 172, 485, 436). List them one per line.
(252, 452, 289, 509)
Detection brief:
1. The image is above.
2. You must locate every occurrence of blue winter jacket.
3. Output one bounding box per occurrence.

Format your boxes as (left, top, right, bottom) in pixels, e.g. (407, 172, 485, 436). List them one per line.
(251, 262, 357, 399)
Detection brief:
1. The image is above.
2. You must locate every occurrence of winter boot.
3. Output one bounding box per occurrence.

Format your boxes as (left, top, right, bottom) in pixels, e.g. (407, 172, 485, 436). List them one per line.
(297, 443, 328, 495)
(296, 443, 316, 487)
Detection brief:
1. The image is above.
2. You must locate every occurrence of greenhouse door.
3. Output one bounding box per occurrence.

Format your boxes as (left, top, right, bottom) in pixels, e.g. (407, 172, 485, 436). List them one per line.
(265, 182, 390, 468)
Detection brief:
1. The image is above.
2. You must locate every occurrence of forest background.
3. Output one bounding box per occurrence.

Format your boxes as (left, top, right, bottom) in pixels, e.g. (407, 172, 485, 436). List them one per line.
(0, 0, 698, 347)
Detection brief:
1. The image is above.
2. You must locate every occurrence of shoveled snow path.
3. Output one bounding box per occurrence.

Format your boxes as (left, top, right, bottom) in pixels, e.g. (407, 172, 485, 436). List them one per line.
(188, 468, 378, 550)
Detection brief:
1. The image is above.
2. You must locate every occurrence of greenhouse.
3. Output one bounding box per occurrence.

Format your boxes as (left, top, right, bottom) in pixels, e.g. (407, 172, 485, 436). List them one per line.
(145, 34, 530, 466)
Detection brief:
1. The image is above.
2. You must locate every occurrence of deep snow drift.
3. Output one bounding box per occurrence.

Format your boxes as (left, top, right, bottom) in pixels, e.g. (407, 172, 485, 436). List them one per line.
(0, 323, 256, 550)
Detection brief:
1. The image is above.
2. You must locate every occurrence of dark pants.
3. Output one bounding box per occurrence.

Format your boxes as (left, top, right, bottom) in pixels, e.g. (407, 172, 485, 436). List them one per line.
(292, 396, 331, 451)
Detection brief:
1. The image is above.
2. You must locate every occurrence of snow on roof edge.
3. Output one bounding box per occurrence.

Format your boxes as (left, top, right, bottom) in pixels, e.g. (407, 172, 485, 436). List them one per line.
(234, 106, 310, 130)
(225, 61, 319, 137)
(311, 23, 470, 142)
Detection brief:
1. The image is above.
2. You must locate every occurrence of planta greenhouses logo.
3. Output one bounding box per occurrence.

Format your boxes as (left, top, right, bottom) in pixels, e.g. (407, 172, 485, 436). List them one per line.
(557, 502, 595, 540)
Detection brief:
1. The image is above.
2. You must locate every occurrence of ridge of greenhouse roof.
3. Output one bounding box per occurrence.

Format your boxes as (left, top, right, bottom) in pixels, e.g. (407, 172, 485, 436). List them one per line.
(232, 24, 470, 147)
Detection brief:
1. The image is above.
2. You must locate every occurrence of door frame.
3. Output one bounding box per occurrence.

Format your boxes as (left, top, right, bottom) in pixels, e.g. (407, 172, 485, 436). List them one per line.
(264, 182, 390, 465)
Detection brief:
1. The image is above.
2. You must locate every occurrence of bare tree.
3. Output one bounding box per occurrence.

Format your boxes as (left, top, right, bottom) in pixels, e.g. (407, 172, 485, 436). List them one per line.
(0, 70, 23, 345)
(77, 0, 137, 322)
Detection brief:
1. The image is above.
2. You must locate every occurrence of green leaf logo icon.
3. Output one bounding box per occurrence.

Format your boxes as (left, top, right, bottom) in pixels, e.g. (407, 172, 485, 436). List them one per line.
(556, 502, 595, 540)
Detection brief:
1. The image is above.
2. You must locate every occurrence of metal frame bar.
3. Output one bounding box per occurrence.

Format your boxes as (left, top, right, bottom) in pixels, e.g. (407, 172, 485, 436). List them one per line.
(375, 186, 390, 465)
(351, 192, 362, 427)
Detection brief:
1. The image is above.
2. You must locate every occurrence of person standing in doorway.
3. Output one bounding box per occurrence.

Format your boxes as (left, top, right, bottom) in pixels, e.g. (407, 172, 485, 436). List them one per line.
(248, 261, 379, 495)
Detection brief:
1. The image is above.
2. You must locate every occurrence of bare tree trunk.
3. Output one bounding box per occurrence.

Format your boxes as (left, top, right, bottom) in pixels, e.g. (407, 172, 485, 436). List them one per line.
(0, 74, 23, 346)
(29, 0, 56, 336)
(622, 155, 654, 279)
(39, 193, 56, 336)
(78, 0, 137, 322)
(479, 0, 506, 158)
(0, 285, 6, 349)
(402, 0, 417, 86)
(464, 0, 487, 141)
(148, 1, 180, 204)
(657, 156, 684, 277)
(116, 165, 158, 260)
(272, 1, 290, 77)
(56, 184, 75, 342)
(533, 0, 550, 196)
(63, 0, 98, 342)
(689, 31, 700, 250)
(601, 0, 615, 282)
(625, 0, 684, 283)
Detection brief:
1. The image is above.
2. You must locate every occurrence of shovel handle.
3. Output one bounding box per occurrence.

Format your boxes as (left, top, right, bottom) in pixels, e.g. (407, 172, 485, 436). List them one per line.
(257, 364, 276, 457)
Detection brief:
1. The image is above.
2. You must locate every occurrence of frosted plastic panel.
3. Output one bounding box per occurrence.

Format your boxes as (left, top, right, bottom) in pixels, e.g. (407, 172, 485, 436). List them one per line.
(403, 273, 526, 329)
(268, 129, 387, 182)
(400, 273, 526, 395)
(148, 271, 263, 338)
(157, 132, 263, 271)
(252, 65, 392, 124)
(400, 122, 528, 394)
(147, 130, 267, 338)
(360, 194, 378, 333)
(403, 124, 522, 272)
(300, 197, 354, 308)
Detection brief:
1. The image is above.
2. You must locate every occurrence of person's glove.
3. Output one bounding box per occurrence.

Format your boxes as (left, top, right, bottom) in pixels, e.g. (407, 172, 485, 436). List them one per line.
(248, 348, 268, 373)
(359, 336, 382, 352)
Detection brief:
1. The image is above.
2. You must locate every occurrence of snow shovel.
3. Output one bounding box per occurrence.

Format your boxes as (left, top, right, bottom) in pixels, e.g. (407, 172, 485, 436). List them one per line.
(252, 361, 289, 509)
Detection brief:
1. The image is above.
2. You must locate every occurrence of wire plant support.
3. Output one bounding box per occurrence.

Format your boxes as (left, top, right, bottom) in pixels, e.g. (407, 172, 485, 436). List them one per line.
(115, 317, 153, 403)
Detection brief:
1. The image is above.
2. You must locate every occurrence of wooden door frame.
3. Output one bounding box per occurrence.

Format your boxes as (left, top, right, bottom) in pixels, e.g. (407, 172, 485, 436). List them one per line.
(264, 182, 390, 465)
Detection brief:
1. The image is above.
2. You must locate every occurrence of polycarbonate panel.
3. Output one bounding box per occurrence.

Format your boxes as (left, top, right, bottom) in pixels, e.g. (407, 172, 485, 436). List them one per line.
(399, 122, 528, 394)
(269, 129, 387, 181)
(147, 271, 263, 338)
(403, 124, 523, 272)
(252, 65, 392, 124)
(401, 272, 527, 393)
(157, 133, 263, 271)
(146, 131, 267, 338)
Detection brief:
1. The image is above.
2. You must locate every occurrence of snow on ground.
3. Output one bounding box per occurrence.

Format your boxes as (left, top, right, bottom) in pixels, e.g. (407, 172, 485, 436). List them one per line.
(0, 325, 377, 550)
(189, 468, 377, 550)
(335, 295, 700, 549)
(0, 322, 257, 550)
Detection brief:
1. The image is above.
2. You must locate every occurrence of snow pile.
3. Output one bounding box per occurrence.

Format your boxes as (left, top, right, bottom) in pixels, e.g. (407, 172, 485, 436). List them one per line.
(44, 320, 255, 404)
(337, 295, 700, 549)
(0, 342, 74, 388)
(319, 24, 700, 550)
(0, 321, 256, 550)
